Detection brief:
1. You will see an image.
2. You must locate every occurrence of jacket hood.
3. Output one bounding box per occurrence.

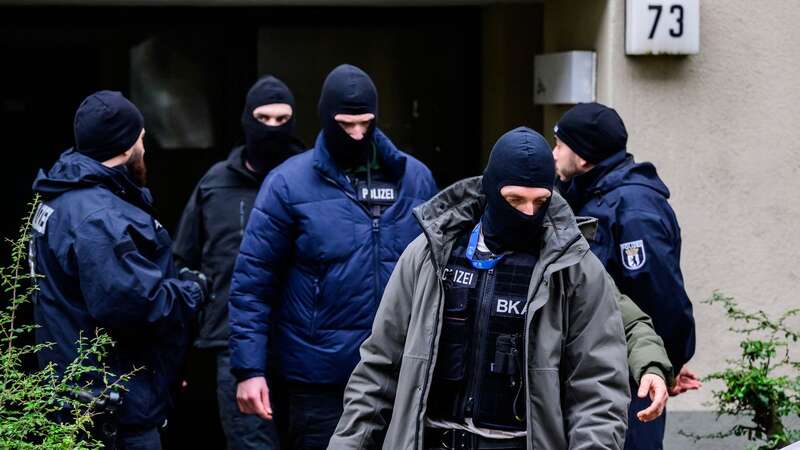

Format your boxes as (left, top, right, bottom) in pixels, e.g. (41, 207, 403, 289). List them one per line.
(558, 152, 670, 212)
(569, 152, 670, 197)
(32, 149, 154, 212)
(595, 152, 670, 198)
(413, 176, 593, 275)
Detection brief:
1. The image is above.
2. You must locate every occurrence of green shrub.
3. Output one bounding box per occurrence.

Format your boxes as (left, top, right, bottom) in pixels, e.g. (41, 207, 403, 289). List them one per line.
(683, 291, 800, 450)
(0, 197, 138, 449)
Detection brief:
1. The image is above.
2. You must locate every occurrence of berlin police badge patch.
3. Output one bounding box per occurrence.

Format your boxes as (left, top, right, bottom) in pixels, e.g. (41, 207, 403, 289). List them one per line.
(620, 240, 646, 271)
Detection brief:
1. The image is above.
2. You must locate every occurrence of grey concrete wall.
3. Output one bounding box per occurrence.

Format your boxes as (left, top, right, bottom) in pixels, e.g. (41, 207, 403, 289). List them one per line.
(544, 0, 800, 446)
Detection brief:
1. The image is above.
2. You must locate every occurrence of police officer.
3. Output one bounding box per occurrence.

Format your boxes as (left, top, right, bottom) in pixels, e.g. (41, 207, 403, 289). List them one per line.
(229, 64, 438, 450)
(172, 75, 304, 450)
(30, 91, 208, 449)
(328, 127, 633, 450)
(553, 102, 698, 450)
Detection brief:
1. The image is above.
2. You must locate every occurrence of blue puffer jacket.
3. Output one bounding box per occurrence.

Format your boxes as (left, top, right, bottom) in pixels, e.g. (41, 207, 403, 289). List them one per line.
(30, 150, 202, 429)
(229, 129, 437, 384)
(559, 151, 696, 371)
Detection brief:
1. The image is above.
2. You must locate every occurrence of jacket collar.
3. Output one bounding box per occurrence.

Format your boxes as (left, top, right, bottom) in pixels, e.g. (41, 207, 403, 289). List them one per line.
(226, 146, 261, 186)
(33, 149, 155, 214)
(312, 128, 407, 187)
(558, 151, 671, 211)
(557, 151, 628, 210)
(413, 176, 591, 277)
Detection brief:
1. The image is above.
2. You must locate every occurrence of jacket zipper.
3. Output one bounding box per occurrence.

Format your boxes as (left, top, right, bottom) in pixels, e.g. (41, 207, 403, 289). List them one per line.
(319, 173, 383, 307)
(239, 200, 245, 237)
(467, 267, 494, 420)
(372, 218, 380, 301)
(415, 272, 446, 450)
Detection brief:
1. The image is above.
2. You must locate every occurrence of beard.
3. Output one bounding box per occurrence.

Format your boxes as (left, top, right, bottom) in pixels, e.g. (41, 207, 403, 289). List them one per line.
(125, 147, 147, 187)
(555, 156, 581, 182)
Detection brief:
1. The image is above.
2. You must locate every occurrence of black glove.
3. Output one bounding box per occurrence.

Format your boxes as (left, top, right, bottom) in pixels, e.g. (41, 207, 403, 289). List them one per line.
(178, 268, 209, 305)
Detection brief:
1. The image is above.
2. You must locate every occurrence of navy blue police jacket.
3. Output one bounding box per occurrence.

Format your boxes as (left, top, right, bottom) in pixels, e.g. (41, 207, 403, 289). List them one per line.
(559, 151, 696, 371)
(30, 149, 203, 429)
(229, 129, 437, 384)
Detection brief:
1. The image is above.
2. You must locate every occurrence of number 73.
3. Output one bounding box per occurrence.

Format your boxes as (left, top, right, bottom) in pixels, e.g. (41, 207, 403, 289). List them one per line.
(648, 4, 684, 39)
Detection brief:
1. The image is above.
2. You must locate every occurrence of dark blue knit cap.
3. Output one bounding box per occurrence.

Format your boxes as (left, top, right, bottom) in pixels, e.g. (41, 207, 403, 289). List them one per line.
(554, 102, 627, 165)
(74, 91, 144, 162)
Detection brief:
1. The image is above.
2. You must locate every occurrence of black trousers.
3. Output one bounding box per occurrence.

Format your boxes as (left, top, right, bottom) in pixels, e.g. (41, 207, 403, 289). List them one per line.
(624, 384, 666, 450)
(270, 379, 345, 450)
(216, 350, 280, 450)
(115, 428, 162, 450)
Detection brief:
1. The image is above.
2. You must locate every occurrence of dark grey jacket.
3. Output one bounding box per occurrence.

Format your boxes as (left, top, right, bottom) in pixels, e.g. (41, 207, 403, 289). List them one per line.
(329, 177, 631, 450)
(173, 144, 301, 348)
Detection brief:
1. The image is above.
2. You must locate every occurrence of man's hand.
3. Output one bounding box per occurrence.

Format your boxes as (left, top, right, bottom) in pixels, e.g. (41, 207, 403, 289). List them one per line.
(669, 365, 702, 396)
(236, 376, 273, 421)
(636, 373, 668, 422)
(178, 268, 210, 304)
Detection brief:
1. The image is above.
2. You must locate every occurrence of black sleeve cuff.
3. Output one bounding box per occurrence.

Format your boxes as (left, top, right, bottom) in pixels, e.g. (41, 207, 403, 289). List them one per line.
(231, 368, 265, 383)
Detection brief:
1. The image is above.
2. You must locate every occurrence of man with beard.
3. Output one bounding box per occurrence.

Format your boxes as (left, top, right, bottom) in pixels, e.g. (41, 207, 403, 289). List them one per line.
(172, 75, 304, 450)
(29, 91, 208, 449)
(553, 103, 698, 450)
(328, 127, 630, 450)
(229, 64, 438, 450)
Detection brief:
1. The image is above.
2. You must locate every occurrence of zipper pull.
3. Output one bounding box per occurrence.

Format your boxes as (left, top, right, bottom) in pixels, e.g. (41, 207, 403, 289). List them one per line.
(239, 200, 246, 236)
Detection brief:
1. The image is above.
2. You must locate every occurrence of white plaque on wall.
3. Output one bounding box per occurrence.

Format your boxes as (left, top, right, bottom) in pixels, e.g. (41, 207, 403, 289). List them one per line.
(626, 0, 699, 55)
(533, 51, 596, 105)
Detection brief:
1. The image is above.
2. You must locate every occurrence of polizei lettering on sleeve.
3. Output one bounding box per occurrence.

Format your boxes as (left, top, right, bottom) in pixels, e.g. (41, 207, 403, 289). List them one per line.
(32, 203, 55, 234)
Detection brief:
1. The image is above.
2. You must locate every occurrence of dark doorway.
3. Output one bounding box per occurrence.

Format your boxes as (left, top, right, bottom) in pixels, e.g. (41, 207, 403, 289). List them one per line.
(0, 6, 482, 449)
(0, 7, 482, 245)
(257, 15, 480, 186)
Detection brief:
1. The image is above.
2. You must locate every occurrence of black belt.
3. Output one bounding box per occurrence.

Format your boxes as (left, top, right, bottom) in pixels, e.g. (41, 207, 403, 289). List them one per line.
(424, 428, 526, 450)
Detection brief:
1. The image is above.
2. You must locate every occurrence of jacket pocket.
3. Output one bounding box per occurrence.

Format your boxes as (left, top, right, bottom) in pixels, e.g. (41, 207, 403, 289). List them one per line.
(528, 368, 567, 449)
(309, 276, 321, 338)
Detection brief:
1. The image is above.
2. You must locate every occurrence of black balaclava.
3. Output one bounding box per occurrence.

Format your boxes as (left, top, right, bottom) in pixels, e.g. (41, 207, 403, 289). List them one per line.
(241, 75, 297, 176)
(74, 91, 144, 162)
(554, 102, 628, 165)
(481, 127, 556, 254)
(318, 64, 378, 170)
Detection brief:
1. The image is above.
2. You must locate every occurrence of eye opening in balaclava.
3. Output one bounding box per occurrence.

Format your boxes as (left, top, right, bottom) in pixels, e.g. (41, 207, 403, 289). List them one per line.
(481, 127, 556, 254)
(318, 64, 379, 170)
(241, 75, 298, 176)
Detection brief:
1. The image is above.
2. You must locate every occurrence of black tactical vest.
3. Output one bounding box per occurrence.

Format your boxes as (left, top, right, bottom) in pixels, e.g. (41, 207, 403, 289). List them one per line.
(427, 232, 538, 431)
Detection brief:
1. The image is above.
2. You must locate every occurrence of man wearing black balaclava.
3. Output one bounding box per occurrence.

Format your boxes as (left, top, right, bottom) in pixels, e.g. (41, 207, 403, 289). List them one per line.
(327, 127, 632, 450)
(30, 91, 209, 449)
(553, 103, 697, 450)
(228, 64, 437, 450)
(316, 63, 396, 216)
(173, 75, 304, 450)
